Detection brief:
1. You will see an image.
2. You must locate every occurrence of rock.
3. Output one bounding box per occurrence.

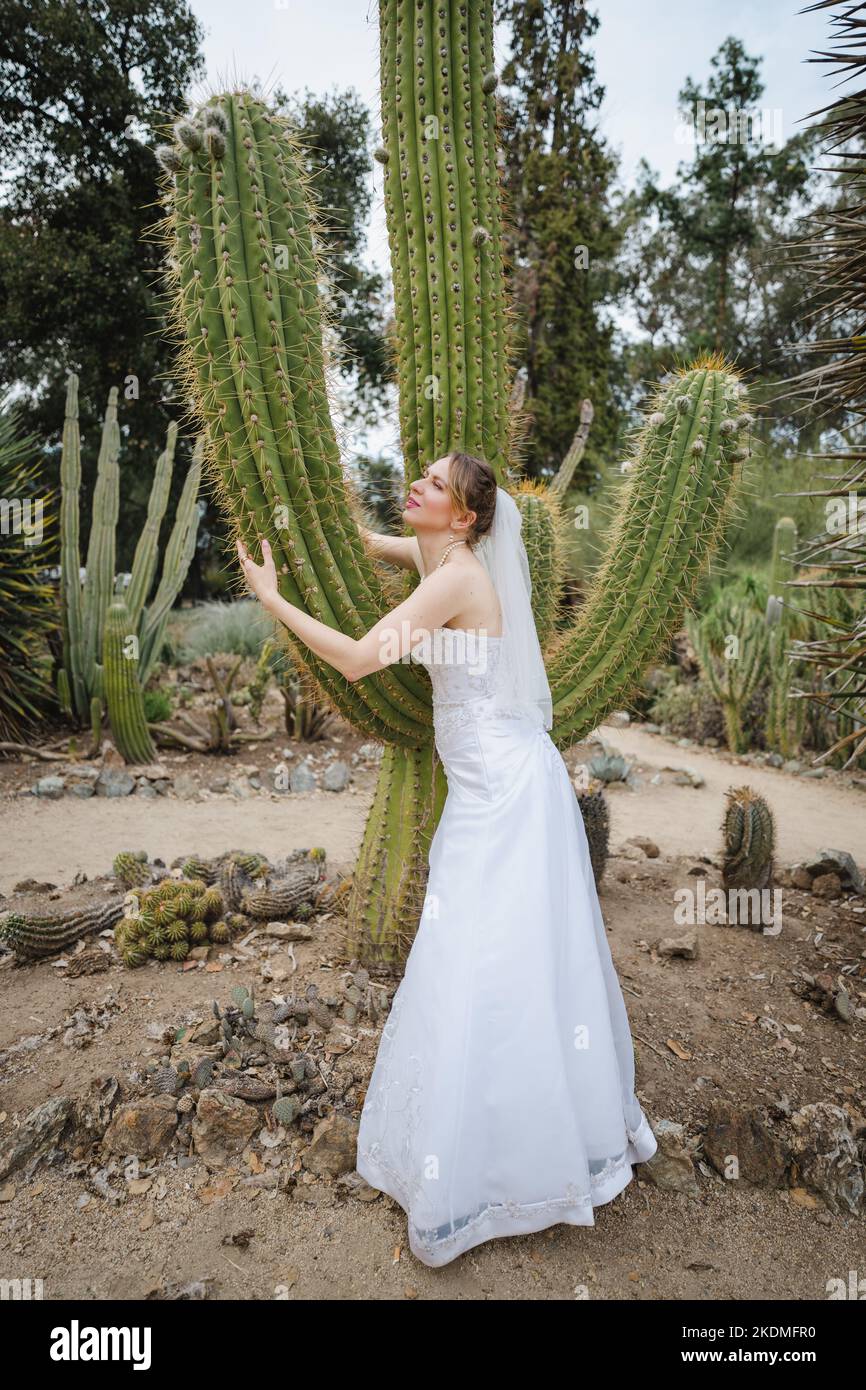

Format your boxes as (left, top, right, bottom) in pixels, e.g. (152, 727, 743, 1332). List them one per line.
(357, 743, 383, 762)
(191, 1089, 259, 1169)
(302, 1114, 360, 1178)
(703, 736, 720, 748)
(173, 773, 199, 800)
(102, 1096, 178, 1159)
(766, 752, 784, 768)
(676, 736, 695, 747)
(640, 1120, 700, 1197)
(608, 711, 631, 727)
(702, 1101, 789, 1188)
(627, 836, 659, 858)
(783, 759, 803, 774)
(788, 1103, 864, 1216)
(13, 878, 57, 893)
(658, 932, 698, 959)
(95, 768, 135, 797)
(209, 776, 230, 793)
(323, 761, 350, 792)
(668, 766, 705, 787)
(290, 762, 316, 793)
(152, 779, 171, 795)
(790, 866, 814, 892)
(804, 850, 864, 895)
(811, 872, 842, 900)
(135, 781, 157, 799)
(136, 763, 171, 781)
(73, 1076, 122, 1145)
(248, 775, 262, 791)
(69, 782, 95, 799)
(0, 1098, 74, 1181)
(64, 765, 99, 785)
(99, 741, 125, 769)
(800, 766, 828, 779)
(228, 779, 252, 799)
(33, 775, 65, 799)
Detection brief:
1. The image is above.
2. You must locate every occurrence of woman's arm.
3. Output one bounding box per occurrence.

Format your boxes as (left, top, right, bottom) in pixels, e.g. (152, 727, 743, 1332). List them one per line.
(237, 537, 464, 682)
(360, 526, 422, 573)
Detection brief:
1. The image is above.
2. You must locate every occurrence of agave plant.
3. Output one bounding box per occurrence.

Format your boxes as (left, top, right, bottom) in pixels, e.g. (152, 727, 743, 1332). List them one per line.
(158, 1, 755, 968)
(770, 0, 866, 768)
(0, 398, 57, 742)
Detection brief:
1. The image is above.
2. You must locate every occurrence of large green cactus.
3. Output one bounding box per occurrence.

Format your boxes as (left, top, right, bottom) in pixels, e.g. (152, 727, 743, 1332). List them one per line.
(58, 375, 202, 746)
(160, 0, 753, 969)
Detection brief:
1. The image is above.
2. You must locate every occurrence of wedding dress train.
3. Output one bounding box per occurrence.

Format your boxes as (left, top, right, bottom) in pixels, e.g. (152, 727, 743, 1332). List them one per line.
(355, 628, 658, 1268)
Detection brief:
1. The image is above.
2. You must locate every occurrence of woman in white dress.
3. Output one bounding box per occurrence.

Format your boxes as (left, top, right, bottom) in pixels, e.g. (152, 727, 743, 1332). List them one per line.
(238, 450, 658, 1269)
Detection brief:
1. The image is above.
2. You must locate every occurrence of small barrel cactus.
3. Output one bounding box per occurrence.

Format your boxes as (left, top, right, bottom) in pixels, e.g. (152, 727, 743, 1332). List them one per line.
(721, 785, 775, 892)
(575, 779, 610, 886)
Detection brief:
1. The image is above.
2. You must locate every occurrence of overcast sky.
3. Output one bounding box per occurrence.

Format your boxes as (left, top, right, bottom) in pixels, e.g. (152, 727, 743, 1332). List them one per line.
(185, 0, 839, 453)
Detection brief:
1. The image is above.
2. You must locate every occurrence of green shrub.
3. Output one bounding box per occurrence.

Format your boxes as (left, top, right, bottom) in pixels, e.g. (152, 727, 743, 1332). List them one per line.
(160, 600, 275, 664)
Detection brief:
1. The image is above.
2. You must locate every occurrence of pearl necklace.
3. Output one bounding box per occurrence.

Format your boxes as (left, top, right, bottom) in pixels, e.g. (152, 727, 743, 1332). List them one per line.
(435, 539, 467, 570)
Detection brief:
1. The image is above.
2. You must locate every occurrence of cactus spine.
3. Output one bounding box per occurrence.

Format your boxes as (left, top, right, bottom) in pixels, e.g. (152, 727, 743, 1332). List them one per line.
(161, 2, 754, 968)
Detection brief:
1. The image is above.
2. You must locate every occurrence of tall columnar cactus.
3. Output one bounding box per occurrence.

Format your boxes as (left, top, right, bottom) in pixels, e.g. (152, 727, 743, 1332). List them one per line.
(160, 1, 754, 969)
(58, 375, 202, 744)
(102, 594, 156, 764)
(765, 516, 804, 757)
(686, 591, 768, 755)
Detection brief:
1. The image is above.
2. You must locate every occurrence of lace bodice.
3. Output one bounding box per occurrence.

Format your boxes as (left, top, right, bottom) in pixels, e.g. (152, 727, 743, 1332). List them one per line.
(411, 628, 538, 739)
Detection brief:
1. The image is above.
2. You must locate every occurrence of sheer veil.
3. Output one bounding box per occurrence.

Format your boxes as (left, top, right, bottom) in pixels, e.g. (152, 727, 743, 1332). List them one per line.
(475, 486, 553, 730)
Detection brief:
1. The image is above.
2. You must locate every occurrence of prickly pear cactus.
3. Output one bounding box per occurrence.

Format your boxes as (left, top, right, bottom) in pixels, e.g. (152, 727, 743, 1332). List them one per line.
(159, 1, 754, 969)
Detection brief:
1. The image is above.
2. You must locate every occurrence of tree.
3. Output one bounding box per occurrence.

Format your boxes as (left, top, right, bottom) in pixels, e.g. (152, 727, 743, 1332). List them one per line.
(620, 36, 825, 444)
(495, 0, 626, 484)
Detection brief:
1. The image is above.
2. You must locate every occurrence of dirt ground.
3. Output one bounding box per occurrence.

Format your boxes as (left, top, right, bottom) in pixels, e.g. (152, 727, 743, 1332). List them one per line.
(1, 720, 864, 1301)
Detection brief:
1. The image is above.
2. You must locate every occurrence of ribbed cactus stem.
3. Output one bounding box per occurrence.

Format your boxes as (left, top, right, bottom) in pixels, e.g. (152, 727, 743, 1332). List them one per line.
(103, 595, 155, 764)
(138, 438, 202, 682)
(81, 388, 121, 694)
(163, 90, 433, 746)
(687, 593, 767, 755)
(59, 374, 88, 721)
(126, 422, 178, 629)
(721, 785, 775, 891)
(547, 361, 753, 743)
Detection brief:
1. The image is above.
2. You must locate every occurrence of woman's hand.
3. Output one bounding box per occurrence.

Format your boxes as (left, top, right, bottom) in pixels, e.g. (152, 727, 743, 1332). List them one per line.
(237, 536, 279, 609)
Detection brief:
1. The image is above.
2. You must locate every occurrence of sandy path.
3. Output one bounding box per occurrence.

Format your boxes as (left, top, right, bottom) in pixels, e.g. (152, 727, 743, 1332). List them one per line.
(596, 722, 866, 864)
(0, 790, 372, 896)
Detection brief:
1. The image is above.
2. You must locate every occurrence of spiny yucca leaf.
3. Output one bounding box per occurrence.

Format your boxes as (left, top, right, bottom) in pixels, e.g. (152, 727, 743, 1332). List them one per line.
(0, 397, 58, 740)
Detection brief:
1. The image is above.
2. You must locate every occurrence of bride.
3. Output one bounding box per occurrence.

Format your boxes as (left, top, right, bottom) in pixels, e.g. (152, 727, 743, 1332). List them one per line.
(237, 449, 658, 1268)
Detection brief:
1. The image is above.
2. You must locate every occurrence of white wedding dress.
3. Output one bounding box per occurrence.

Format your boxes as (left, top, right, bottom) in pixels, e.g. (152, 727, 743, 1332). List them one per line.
(355, 627, 658, 1267)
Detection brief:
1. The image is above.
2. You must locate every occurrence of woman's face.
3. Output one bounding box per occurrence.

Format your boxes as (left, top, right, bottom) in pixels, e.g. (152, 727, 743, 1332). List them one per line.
(403, 455, 474, 535)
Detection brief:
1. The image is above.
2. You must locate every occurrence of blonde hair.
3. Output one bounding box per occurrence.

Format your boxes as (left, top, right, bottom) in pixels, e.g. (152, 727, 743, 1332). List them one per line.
(445, 451, 498, 545)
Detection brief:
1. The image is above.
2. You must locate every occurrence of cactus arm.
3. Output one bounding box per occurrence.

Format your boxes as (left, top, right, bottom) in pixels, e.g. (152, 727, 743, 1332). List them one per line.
(163, 95, 432, 745)
(546, 362, 753, 744)
(103, 595, 155, 764)
(126, 422, 178, 630)
(81, 387, 121, 700)
(138, 439, 202, 681)
(59, 373, 89, 721)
